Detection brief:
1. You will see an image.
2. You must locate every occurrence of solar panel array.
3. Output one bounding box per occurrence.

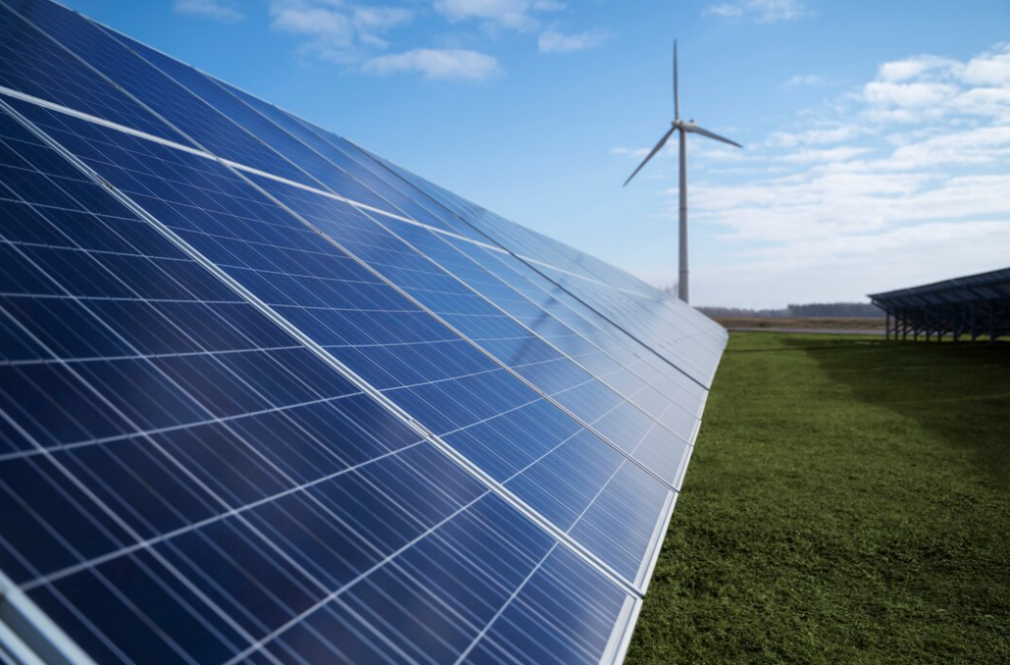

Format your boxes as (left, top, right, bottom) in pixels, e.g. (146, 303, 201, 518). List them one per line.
(0, 2, 727, 664)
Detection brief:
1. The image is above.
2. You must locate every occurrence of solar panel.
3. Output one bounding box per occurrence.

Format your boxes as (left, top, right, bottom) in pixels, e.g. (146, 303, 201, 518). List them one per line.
(0, 2, 727, 664)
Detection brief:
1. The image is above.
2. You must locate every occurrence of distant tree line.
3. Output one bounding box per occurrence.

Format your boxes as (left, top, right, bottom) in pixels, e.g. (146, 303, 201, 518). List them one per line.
(658, 283, 883, 318)
(696, 302, 885, 319)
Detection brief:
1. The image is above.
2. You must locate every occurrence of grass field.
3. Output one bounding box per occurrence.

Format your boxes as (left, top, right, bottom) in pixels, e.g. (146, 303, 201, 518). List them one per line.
(626, 332, 1009, 665)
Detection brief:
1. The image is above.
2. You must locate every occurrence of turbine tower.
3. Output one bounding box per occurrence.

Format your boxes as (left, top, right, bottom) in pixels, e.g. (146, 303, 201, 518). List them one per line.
(624, 41, 742, 304)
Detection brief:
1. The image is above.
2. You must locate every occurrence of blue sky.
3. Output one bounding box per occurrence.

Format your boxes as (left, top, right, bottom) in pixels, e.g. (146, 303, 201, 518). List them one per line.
(60, 0, 1010, 307)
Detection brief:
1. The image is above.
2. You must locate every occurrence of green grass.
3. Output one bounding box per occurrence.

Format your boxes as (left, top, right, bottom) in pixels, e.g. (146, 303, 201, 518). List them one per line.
(626, 332, 1010, 665)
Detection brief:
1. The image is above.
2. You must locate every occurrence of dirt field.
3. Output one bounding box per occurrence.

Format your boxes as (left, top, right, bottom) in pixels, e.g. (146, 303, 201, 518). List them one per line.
(715, 316, 885, 330)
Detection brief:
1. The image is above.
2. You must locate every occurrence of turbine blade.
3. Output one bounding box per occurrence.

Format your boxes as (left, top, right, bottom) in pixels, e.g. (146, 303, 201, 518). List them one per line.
(685, 124, 742, 148)
(673, 41, 679, 121)
(623, 126, 676, 187)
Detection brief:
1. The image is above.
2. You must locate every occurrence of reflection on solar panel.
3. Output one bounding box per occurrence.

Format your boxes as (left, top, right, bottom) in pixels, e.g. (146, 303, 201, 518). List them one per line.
(0, 1, 727, 663)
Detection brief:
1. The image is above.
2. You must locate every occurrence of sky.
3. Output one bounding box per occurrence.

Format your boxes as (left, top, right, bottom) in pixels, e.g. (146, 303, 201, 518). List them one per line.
(58, 0, 1010, 308)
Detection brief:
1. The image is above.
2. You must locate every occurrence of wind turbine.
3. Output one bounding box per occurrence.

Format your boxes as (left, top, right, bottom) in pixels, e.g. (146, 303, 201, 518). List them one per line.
(623, 41, 742, 304)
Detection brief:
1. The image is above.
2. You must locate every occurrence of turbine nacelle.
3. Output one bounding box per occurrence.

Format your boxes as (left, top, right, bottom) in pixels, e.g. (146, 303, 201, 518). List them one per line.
(623, 42, 742, 188)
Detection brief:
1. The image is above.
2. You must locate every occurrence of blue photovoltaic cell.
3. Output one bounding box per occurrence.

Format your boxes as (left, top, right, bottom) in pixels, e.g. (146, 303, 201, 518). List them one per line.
(6, 98, 672, 586)
(0, 1, 729, 663)
(0, 105, 636, 665)
(301, 138, 716, 393)
(441, 237, 708, 435)
(0, 2, 181, 142)
(285, 120, 492, 245)
(1, 0, 309, 185)
(247, 175, 692, 485)
(351, 150, 727, 385)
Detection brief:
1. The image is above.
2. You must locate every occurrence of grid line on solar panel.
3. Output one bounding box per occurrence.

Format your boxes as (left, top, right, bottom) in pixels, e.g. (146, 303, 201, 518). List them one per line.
(1, 96, 658, 595)
(349, 213, 702, 438)
(3, 0, 723, 614)
(0, 1, 183, 143)
(1, 41, 686, 574)
(8, 1, 704, 479)
(0, 68, 668, 348)
(437, 237, 710, 425)
(33, 27, 702, 481)
(0, 103, 469, 578)
(9, 116, 662, 594)
(334, 145, 725, 387)
(332, 140, 673, 304)
(0, 77, 702, 442)
(0, 5, 729, 663)
(109, 26, 490, 245)
(7, 0, 670, 315)
(68, 0, 693, 320)
(535, 265, 724, 385)
(10, 0, 491, 244)
(0, 111, 474, 655)
(370, 151, 724, 311)
(0, 81, 519, 271)
(240, 177, 689, 491)
(0, 102, 638, 662)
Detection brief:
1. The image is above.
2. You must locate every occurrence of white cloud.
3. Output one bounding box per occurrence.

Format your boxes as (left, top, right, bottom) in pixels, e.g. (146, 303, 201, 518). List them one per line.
(863, 81, 958, 108)
(269, 0, 413, 62)
(767, 125, 864, 147)
(878, 54, 961, 82)
(362, 48, 502, 80)
(538, 28, 609, 54)
(433, 0, 563, 31)
(627, 42, 1010, 306)
(609, 146, 649, 158)
(173, 0, 245, 23)
(782, 74, 823, 88)
(776, 146, 872, 163)
(705, 4, 744, 18)
(704, 0, 807, 23)
(683, 221, 1010, 308)
(861, 45, 1010, 124)
(962, 43, 1010, 86)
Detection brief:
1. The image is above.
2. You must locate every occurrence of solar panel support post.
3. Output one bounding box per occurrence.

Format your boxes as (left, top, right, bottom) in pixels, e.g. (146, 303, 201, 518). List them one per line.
(885, 311, 891, 341)
(990, 301, 996, 345)
(971, 302, 978, 341)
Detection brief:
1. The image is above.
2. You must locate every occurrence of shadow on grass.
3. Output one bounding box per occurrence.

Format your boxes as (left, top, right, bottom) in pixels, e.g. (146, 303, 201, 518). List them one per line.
(782, 336, 1010, 487)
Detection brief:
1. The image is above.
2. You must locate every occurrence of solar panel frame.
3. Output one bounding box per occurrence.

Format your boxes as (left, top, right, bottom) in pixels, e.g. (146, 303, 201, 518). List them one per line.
(5, 92, 678, 586)
(0, 0, 698, 582)
(4, 0, 710, 449)
(1, 101, 646, 662)
(345, 148, 728, 385)
(50, 10, 704, 478)
(0, 2, 729, 662)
